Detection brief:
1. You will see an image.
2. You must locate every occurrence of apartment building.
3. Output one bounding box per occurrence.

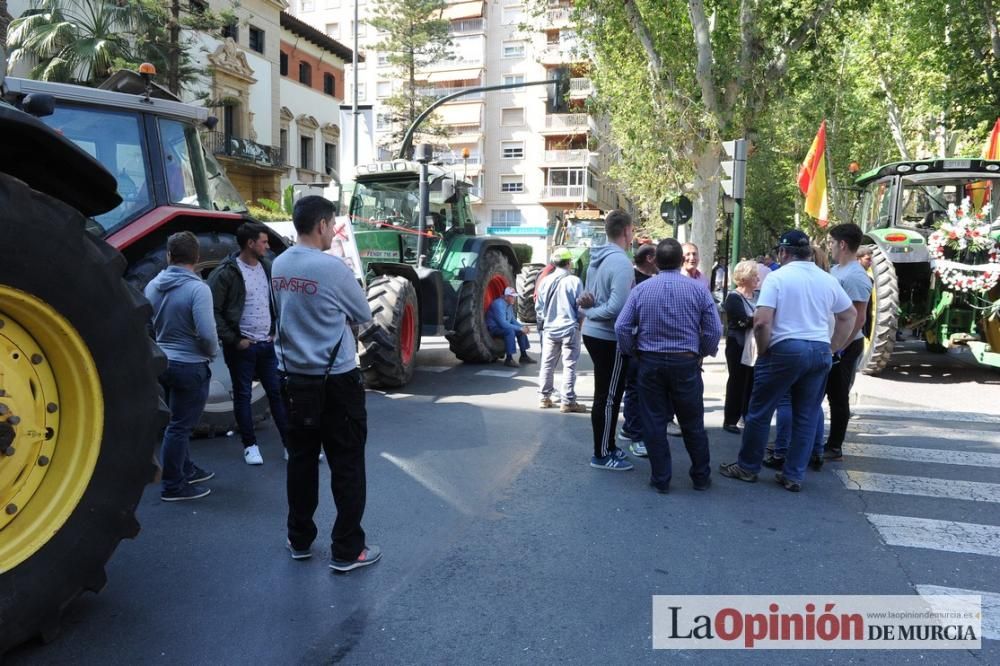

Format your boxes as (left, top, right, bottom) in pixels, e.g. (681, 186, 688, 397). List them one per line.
(292, 0, 629, 261)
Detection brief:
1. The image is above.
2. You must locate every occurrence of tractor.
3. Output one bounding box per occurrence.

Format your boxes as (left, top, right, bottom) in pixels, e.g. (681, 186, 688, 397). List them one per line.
(1, 70, 286, 435)
(0, 56, 167, 652)
(515, 208, 605, 323)
(855, 158, 1000, 374)
(342, 159, 520, 387)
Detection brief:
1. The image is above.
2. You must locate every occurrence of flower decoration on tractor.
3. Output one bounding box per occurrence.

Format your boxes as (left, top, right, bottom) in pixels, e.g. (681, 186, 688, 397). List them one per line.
(927, 198, 1000, 293)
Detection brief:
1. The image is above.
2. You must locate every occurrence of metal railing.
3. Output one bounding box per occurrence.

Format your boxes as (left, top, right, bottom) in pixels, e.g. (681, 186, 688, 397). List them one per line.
(204, 131, 282, 167)
(543, 113, 591, 131)
(569, 78, 593, 94)
(415, 86, 485, 100)
(543, 149, 592, 164)
(540, 185, 597, 200)
(547, 7, 571, 23)
(450, 18, 484, 34)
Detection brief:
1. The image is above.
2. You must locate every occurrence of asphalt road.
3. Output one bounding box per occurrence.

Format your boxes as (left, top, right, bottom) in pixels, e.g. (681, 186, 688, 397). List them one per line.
(7, 337, 999, 664)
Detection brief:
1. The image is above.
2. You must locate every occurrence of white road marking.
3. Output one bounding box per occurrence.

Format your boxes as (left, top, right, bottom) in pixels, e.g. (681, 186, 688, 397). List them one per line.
(843, 443, 1000, 468)
(837, 470, 1000, 503)
(916, 585, 1000, 640)
(851, 406, 1000, 425)
(865, 514, 1000, 557)
(476, 369, 518, 378)
(415, 365, 451, 373)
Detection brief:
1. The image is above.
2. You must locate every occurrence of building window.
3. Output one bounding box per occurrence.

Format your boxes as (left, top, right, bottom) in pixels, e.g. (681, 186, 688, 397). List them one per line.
(502, 7, 525, 25)
(501, 141, 524, 159)
(279, 52, 288, 76)
(377, 53, 390, 67)
(502, 74, 524, 91)
(325, 22, 339, 38)
(353, 20, 367, 37)
(501, 107, 524, 126)
(248, 26, 264, 53)
(301, 0, 315, 10)
(324, 73, 336, 96)
(502, 41, 525, 58)
(324, 142, 338, 176)
(222, 22, 238, 42)
(280, 129, 288, 164)
(299, 62, 312, 86)
(376, 113, 391, 130)
(376, 81, 392, 98)
(500, 175, 524, 193)
(300, 136, 313, 170)
(491, 209, 523, 226)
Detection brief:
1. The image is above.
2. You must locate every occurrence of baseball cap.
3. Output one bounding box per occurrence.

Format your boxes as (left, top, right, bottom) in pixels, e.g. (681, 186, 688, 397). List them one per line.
(553, 247, 573, 261)
(503, 287, 518, 297)
(777, 229, 811, 249)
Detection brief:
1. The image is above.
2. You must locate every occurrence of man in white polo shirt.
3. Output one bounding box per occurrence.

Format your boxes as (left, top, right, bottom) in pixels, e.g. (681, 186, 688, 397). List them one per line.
(720, 230, 856, 492)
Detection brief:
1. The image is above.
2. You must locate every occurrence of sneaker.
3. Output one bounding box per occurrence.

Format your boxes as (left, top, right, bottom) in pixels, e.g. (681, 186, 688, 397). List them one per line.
(612, 448, 629, 461)
(719, 462, 757, 482)
(775, 472, 802, 492)
(629, 440, 648, 458)
(590, 454, 634, 471)
(693, 476, 712, 491)
(539, 396, 554, 409)
(187, 465, 215, 484)
(560, 402, 587, 413)
(666, 421, 682, 437)
(762, 452, 786, 470)
(503, 356, 519, 368)
(330, 545, 382, 572)
(244, 444, 264, 465)
(519, 353, 536, 364)
(617, 427, 640, 441)
(722, 424, 741, 434)
(161, 484, 211, 502)
(823, 448, 843, 461)
(287, 540, 312, 560)
(809, 455, 824, 471)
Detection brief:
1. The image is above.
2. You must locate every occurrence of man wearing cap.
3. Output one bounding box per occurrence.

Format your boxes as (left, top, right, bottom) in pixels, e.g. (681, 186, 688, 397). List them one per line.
(487, 287, 535, 367)
(720, 230, 856, 492)
(536, 248, 586, 412)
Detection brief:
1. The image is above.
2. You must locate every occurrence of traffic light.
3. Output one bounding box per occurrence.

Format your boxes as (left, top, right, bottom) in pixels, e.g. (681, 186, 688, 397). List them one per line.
(547, 67, 569, 113)
(720, 138, 748, 200)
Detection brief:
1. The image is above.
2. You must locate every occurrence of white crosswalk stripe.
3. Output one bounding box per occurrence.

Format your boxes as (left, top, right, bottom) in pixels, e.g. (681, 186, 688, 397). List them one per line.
(864, 514, 1000, 557)
(843, 443, 1000, 469)
(836, 470, 1000, 503)
(915, 585, 1000, 641)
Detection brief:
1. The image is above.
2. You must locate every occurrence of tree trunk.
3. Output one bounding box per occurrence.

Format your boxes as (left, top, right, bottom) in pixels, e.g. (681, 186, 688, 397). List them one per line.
(984, 0, 1000, 63)
(690, 146, 721, 276)
(168, 0, 181, 96)
(878, 72, 910, 160)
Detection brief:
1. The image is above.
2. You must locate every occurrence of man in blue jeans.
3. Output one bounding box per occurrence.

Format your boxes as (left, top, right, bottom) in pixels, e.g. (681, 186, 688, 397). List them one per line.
(720, 230, 856, 491)
(145, 231, 219, 501)
(615, 239, 722, 493)
(487, 287, 535, 367)
(208, 222, 289, 466)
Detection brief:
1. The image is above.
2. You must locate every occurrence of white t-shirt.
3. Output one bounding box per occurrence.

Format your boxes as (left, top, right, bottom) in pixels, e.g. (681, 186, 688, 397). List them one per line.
(757, 260, 852, 348)
(831, 261, 873, 342)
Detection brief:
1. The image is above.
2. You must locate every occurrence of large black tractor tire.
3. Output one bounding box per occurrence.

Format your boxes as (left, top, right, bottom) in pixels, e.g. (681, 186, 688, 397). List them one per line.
(447, 249, 516, 362)
(0, 174, 164, 653)
(860, 244, 900, 375)
(360, 275, 419, 388)
(516, 264, 544, 324)
(126, 232, 269, 437)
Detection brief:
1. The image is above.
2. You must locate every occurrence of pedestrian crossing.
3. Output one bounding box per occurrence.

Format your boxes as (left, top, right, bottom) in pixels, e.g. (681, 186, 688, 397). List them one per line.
(835, 412, 1000, 641)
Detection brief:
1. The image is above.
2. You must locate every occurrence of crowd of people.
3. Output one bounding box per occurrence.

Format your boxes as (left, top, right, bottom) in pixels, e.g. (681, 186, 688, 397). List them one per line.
(525, 210, 871, 494)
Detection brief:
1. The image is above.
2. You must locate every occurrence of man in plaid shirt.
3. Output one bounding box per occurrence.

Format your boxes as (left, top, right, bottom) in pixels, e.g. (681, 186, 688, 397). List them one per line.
(615, 239, 722, 493)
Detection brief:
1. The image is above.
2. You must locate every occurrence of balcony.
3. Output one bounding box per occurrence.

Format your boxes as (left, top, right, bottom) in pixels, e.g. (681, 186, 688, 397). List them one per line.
(540, 113, 593, 135)
(450, 18, 485, 34)
(543, 149, 597, 168)
(546, 7, 572, 26)
(539, 185, 598, 202)
(204, 131, 282, 167)
(415, 86, 485, 101)
(434, 154, 482, 166)
(540, 39, 583, 65)
(569, 77, 594, 98)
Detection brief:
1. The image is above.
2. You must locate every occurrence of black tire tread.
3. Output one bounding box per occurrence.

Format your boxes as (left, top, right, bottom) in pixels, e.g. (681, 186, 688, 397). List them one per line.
(447, 250, 515, 362)
(360, 275, 419, 388)
(516, 264, 544, 323)
(860, 244, 899, 375)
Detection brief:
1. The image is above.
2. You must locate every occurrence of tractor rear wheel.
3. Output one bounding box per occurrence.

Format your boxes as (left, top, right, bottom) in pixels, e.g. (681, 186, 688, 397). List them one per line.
(860, 244, 899, 375)
(0, 174, 163, 653)
(126, 232, 269, 437)
(447, 249, 515, 362)
(360, 275, 419, 388)
(516, 264, 544, 324)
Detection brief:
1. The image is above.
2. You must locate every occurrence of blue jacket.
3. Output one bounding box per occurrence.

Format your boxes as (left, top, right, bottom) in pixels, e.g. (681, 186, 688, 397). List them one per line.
(486, 297, 522, 335)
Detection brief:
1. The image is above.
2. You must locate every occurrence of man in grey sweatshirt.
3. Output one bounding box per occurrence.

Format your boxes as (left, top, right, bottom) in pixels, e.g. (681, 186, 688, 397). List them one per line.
(580, 210, 636, 471)
(535, 247, 585, 413)
(144, 231, 219, 502)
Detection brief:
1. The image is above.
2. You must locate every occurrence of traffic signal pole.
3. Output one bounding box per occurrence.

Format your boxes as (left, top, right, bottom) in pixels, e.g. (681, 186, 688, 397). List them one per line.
(720, 138, 747, 280)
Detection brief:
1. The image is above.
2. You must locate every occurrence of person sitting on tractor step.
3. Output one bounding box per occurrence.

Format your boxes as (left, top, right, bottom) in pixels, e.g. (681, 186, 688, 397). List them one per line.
(144, 231, 219, 502)
(536, 247, 586, 413)
(487, 287, 535, 367)
(207, 222, 290, 467)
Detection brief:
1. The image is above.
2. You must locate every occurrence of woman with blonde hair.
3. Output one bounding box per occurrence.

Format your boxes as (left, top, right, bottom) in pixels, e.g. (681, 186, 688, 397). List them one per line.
(722, 259, 759, 433)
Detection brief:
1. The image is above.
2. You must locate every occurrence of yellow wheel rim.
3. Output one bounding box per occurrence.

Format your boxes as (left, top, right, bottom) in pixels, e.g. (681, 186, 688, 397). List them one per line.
(0, 286, 103, 573)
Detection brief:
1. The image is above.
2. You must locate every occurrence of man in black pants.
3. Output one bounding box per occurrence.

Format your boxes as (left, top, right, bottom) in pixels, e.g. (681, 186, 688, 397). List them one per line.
(823, 223, 872, 462)
(271, 196, 381, 571)
(580, 210, 636, 471)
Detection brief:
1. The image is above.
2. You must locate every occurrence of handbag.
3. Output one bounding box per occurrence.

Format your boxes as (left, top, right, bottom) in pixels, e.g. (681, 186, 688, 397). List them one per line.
(741, 331, 758, 367)
(279, 339, 342, 430)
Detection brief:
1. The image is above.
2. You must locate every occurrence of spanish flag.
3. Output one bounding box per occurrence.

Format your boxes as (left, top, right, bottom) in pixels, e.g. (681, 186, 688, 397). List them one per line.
(798, 120, 829, 227)
(970, 118, 999, 211)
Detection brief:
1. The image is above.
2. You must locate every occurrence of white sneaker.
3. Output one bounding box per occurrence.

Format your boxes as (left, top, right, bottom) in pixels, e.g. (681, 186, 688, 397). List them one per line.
(243, 444, 264, 465)
(666, 421, 683, 437)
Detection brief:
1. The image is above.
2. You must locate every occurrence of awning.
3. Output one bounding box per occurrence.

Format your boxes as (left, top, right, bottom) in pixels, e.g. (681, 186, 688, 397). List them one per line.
(441, 0, 484, 20)
(425, 67, 482, 83)
(437, 103, 482, 126)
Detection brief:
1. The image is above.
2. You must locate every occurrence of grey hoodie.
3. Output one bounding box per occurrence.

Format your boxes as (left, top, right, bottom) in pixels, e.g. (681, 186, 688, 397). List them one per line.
(535, 267, 583, 339)
(581, 243, 635, 341)
(144, 266, 219, 364)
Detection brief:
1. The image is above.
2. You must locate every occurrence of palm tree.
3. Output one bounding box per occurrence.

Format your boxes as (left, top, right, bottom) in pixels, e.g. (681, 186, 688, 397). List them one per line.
(7, 0, 153, 86)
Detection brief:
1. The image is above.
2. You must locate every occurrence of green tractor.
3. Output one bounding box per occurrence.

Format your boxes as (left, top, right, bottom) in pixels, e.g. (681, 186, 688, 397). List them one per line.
(515, 208, 605, 323)
(343, 159, 520, 387)
(855, 158, 1000, 374)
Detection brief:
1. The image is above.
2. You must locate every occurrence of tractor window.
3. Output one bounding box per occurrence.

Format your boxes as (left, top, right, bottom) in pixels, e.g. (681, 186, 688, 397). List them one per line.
(41, 105, 151, 234)
(158, 119, 202, 206)
(859, 179, 894, 231)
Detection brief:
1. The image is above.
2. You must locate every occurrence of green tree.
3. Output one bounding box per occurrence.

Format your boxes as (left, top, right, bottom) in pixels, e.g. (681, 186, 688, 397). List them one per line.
(368, 0, 453, 155)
